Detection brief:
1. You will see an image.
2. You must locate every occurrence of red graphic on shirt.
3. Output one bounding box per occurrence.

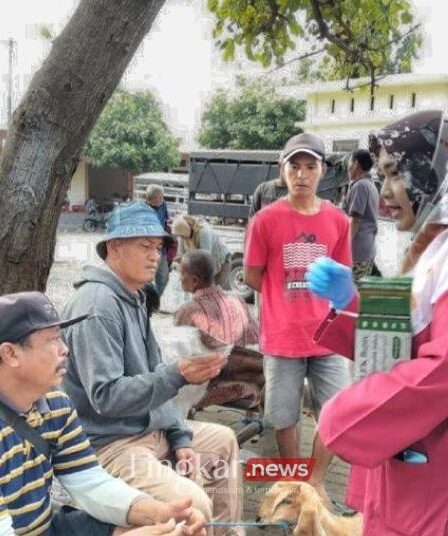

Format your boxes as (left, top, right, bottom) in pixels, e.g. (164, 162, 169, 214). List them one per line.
(283, 241, 327, 292)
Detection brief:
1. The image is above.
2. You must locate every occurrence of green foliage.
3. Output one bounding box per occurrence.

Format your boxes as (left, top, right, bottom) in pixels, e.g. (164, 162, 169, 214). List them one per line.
(295, 27, 421, 83)
(295, 55, 336, 83)
(84, 91, 180, 173)
(198, 78, 305, 149)
(208, 0, 420, 87)
(38, 24, 54, 41)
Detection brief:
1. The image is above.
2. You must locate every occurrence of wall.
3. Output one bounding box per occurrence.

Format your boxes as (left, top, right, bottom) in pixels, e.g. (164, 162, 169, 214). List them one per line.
(302, 78, 448, 151)
(67, 158, 88, 206)
(88, 165, 131, 202)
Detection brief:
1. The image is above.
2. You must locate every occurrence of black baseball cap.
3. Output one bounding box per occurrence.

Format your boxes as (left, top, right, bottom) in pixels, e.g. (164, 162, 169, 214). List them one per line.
(0, 292, 89, 344)
(282, 133, 326, 164)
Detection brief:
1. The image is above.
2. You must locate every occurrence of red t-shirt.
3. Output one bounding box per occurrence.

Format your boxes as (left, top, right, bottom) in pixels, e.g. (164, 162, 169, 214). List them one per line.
(244, 199, 352, 358)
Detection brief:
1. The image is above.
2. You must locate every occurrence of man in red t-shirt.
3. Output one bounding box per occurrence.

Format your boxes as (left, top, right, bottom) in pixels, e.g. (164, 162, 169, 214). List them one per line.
(244, 133, 352, 504)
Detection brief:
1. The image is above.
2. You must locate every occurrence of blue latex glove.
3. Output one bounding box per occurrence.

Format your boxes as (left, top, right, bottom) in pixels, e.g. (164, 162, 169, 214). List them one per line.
(305, 257, 356, 310)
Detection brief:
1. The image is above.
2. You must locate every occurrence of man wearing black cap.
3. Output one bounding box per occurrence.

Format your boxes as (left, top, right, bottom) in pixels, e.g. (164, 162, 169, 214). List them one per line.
(0, 291, 203, 536)
(244, 133, 352, 505)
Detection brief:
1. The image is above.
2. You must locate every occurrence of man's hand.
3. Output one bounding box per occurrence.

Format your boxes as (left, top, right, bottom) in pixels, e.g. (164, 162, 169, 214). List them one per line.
(124, 498, 206, 536)
(127, 497, 193, 526)
(178, 353, 225, 384)
(182, 507, 207, 536)
(174, 448, 198, 481)
(118, 519, 183, 535)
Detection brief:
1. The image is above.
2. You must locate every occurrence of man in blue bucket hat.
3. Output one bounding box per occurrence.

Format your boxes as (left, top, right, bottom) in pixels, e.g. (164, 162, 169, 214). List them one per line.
(62, 202, 244, 536)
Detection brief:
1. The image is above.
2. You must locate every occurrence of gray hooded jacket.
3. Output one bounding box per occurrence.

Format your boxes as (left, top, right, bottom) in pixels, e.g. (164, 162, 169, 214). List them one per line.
(62, 265, 192, 449)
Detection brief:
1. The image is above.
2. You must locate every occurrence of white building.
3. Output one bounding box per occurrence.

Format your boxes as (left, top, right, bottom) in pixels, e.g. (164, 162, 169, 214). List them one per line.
(280, 73, 448, 152)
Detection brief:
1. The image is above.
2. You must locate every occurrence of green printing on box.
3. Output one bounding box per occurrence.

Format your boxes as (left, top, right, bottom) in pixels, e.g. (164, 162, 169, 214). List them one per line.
(358, 277, 412, 316)
(355, 315, 412, 377)
(355, 277, 413, 377)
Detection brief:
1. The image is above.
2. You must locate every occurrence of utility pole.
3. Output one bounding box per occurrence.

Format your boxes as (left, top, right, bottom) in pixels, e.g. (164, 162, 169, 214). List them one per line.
(1, 37, 15, 129)
(7, 38, 15, 129)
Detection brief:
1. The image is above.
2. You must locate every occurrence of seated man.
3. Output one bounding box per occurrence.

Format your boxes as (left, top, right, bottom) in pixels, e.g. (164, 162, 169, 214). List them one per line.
(174, 250, 263, 408)
(0, 291, 204, 536)
(62, 202, 243, 536)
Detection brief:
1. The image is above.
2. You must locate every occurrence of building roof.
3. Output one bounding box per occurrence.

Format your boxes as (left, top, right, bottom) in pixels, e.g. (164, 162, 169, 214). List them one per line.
(280, 73, 448, 99)
(189, 149, 280, 162)
(133, 172, 189, 186)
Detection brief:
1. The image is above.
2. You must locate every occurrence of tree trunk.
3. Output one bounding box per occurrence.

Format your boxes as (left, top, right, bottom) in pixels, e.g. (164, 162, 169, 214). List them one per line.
(0, 0, 165, 295)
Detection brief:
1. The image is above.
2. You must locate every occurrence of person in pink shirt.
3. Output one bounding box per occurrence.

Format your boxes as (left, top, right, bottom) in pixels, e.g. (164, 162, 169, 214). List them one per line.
(306, 109, 448, 535)
(174, 249, 264, 407)
(244, 132, 352, 504)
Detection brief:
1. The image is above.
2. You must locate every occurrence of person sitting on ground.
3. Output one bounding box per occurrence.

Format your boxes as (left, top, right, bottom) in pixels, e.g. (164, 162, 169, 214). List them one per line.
(174, 250, 263, 408)
(61, 202, 244, 536)
(0, 291, 203, 536)
(172, 216, 231, 289)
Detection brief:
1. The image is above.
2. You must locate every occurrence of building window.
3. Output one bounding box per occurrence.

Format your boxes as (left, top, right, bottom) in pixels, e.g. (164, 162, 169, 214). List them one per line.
(350, 97, 355, 113)
(370, 96, 375, 111)
(330, 99, 336, 114)
(411, 92, 417, 108)
(332, 139, 359, 152)
(389, 94, 395, 110)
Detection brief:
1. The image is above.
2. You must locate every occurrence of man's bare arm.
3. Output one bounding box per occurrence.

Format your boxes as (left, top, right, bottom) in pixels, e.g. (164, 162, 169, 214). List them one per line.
(244, 266, 264, 292)
(349, 216, 360, 241)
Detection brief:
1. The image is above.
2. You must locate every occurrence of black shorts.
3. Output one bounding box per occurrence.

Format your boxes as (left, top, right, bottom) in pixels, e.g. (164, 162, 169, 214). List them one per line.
(50, 506, 114, 536)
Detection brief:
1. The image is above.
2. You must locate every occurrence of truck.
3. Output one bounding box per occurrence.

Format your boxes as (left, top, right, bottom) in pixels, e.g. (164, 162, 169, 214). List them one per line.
(133, 172, 188, 217)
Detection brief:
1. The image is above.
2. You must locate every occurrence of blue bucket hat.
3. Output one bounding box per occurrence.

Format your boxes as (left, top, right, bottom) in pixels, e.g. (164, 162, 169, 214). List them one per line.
(96, 201, 172, 260)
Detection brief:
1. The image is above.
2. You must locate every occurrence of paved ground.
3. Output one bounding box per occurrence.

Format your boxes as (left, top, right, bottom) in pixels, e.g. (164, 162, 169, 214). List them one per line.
(193, 405, 351, 536)
(48, 227, 405, 535)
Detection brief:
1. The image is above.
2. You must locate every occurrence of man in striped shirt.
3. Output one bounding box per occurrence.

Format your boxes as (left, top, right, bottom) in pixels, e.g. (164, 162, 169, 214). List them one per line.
(0, 292, 205, 536)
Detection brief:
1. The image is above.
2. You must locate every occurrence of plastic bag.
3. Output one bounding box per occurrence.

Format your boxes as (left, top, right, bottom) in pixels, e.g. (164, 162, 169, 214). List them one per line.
(160, 326, 232, 417)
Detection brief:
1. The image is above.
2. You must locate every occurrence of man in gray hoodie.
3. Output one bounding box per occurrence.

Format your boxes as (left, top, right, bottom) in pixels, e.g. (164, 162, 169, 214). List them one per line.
(62, 202, 244, 536)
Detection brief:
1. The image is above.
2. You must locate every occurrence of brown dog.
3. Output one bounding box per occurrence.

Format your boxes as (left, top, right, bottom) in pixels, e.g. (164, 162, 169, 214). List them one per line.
(257, 481, 363, 536)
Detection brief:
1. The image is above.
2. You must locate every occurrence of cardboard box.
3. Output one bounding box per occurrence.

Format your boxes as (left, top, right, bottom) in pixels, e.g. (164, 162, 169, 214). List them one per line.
(354, 277, 413, 379)
(354, 315, 412, 379)
(358, 276, 412, 316)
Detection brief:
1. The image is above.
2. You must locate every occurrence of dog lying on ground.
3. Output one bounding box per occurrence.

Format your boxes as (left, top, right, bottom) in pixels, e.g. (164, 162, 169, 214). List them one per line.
(257, 481, 363, 536)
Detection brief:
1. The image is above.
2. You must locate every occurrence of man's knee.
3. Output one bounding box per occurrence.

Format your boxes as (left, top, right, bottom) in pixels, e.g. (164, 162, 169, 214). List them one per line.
(190, 486, 213, 520)
(209, 423, 239, 458)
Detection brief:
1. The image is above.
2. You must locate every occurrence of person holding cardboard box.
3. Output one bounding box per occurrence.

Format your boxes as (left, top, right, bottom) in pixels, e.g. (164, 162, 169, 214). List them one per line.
(305, 110, 448, 535)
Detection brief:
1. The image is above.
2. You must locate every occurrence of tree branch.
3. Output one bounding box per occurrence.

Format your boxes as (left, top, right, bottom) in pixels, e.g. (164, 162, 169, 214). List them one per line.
(309, 0, 354, 56)
(266, 46, 327, 73)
